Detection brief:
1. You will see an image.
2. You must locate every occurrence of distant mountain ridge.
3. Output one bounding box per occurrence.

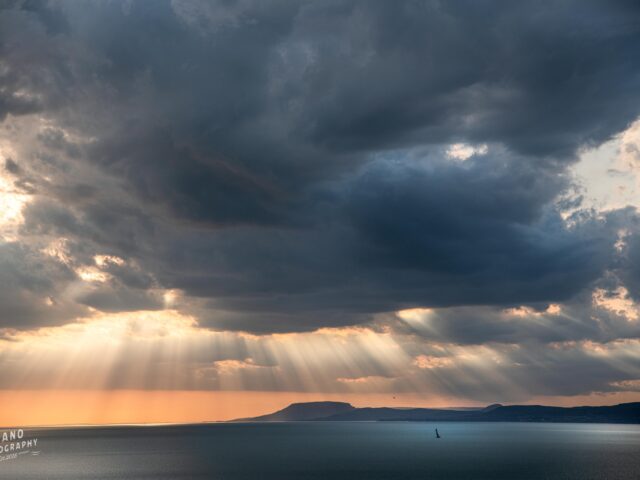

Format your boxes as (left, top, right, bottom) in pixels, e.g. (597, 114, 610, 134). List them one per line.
(232, 401, 356, 422)
(231, 401, 640, 423)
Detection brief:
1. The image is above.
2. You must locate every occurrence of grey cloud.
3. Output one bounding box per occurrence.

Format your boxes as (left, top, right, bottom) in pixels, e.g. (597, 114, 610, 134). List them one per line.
(76, 284, 163, 313)
(1, 0, 640, 339)
(147, 152, 615, 332)
(20, 197, 155, 257)
(279, 0, 640, 158)
(392, 300, 640, 347)
(4, 157, 20, 174)
(0, 242, 86, 327)
(4, 0, 640, 223)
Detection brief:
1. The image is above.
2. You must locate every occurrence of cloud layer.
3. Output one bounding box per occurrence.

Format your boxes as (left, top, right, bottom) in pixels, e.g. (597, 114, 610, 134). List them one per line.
(1, 0, 640, 402)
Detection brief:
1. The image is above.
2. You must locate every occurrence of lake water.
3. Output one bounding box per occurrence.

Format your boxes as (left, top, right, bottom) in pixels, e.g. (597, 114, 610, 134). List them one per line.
(2, 422, 640, 479)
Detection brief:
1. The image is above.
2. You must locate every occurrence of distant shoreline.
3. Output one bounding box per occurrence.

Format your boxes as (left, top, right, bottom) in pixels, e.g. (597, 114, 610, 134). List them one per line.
(3, 401, 639, 430)
(232, 400, 640, 424)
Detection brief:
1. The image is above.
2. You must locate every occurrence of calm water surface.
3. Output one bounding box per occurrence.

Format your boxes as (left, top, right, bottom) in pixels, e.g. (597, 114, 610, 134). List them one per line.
(2, 422, 640, 479)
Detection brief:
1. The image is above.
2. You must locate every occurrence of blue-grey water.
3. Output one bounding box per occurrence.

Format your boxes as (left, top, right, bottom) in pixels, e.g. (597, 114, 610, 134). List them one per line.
(2, 422, 640, 479)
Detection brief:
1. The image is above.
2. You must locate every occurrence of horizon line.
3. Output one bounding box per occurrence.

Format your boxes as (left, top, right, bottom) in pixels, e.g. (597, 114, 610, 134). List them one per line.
(3, 399, 638, 430)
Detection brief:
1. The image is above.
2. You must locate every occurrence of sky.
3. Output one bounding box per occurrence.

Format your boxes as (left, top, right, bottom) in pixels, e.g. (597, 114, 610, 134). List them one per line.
(1, 0, 640, 426)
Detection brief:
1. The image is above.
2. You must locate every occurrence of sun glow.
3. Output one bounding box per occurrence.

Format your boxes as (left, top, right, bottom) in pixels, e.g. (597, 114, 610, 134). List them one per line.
(1, 305, 639, 426)
(0, 151, 30, 241)
(446, 143, 488, 161)
(593, 287, 639, 321)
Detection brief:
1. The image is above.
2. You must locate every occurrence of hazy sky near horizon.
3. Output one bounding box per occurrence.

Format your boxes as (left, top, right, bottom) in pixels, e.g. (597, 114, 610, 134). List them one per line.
(2, 0, 640, 423)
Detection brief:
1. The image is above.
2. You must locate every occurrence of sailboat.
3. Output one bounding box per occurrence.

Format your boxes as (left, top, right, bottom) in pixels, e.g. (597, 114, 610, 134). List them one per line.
(435, 428, 441, 439)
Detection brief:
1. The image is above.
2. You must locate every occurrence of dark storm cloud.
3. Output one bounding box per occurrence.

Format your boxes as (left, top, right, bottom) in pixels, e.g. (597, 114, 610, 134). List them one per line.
(76, 284, 163, 313)
(1, 0, 640, 335)
(392, 300, 640, 347)
(20, 196, 155, 258)
(283, 0, 640, 159)
(0, 242, 85, 327)
(137, 150, 614, 333)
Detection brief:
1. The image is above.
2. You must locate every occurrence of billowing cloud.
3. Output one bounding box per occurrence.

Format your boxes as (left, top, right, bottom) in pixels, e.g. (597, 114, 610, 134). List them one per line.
(1, 0, 640, 404)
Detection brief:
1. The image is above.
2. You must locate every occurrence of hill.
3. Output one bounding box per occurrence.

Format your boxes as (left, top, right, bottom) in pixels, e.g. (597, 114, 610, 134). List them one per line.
(231, 401, 356, 422)
(232, 401, 640, 423)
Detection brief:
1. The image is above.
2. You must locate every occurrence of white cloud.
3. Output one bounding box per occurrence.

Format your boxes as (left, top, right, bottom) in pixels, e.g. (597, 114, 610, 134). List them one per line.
(446, 143, 488, 161)
(570, 118, 640, 213)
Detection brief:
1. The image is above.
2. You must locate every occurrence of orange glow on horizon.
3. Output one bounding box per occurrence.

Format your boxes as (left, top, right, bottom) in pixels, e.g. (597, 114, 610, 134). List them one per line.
(1, 390, 639, 428)
(0, 390, 467, 427)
